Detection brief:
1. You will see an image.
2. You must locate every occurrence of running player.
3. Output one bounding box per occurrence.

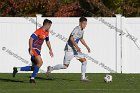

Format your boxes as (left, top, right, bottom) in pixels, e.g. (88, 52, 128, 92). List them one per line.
(47, 17, 91, 81)
(13, 19, 54, 83)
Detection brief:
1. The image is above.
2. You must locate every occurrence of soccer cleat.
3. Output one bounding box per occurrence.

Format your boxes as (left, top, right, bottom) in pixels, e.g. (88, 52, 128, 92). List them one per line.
(29, 79, 36, 83)
(13, 67, 18, 77)
(81, 76, 89, 81)
(46, 66, 53, 74)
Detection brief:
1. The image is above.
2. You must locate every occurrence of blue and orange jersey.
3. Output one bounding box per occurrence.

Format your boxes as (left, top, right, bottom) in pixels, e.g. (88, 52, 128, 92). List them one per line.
(31, 27, 49, 51)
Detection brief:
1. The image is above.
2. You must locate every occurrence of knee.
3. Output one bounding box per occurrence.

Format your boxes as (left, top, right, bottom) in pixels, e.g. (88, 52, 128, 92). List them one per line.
(79, 58, 86, 62)
(37, 61, 43, 67)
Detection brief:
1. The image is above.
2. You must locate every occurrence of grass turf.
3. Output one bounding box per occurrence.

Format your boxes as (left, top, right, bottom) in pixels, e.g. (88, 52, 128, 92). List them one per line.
(0, 73, 140, 93)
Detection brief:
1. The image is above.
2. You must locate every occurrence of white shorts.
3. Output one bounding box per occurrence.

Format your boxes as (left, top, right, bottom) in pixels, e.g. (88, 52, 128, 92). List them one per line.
(63, 51, 85, 64)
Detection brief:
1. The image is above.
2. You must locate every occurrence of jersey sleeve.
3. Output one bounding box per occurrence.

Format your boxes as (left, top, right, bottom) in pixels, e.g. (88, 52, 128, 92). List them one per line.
(30, 30, 40, 40)
(45, 36, 49, 41)
(71, 27, 78, 36)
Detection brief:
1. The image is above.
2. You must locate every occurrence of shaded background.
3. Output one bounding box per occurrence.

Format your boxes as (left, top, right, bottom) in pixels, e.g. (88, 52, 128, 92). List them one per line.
(0, 0, 140, 17)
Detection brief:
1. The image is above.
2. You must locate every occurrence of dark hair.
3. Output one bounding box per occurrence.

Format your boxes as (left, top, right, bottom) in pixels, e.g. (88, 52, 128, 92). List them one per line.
(43, 19, 52, 26)
(79, 17, 87, 22)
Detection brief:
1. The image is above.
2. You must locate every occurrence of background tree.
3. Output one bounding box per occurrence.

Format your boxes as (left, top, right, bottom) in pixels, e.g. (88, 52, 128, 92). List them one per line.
(0, 0, 139, 17)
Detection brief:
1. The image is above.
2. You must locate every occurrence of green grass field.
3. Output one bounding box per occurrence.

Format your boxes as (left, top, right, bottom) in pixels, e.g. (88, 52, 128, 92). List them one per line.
(0, 73, 140, 93)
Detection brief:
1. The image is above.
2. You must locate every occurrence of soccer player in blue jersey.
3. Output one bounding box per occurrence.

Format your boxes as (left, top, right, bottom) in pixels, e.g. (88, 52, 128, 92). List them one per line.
(13, 19, 54, 83)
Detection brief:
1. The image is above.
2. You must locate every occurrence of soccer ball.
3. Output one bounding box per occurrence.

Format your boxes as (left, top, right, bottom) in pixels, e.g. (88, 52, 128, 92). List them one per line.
(104, 74, 112, 83)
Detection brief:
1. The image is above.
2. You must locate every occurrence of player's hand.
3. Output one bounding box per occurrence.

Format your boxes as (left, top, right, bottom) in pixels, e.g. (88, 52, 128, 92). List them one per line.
(76, 47, 81, 52)
(86, 46, 91, 53)
(49, 50, 54, 57)
(29, 49, 33, 56)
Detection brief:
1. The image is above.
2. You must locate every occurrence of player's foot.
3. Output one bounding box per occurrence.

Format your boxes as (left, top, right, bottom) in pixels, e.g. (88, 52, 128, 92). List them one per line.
(46, 66, 53, 74)
(81, 76, 89, 81)
(30, 79, 36, 83)
(13, 67, 18, 77)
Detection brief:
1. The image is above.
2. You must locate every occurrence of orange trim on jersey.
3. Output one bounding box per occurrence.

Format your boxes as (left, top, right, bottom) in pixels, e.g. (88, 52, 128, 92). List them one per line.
(32, 48, 38, 57)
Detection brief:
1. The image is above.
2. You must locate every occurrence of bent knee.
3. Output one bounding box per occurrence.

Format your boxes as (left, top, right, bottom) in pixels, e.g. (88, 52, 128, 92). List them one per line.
(79, 58, 86, 62)
(36, 61, 43, 67)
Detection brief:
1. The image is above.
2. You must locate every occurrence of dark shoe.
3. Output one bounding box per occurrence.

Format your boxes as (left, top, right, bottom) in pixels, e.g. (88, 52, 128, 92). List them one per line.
(30, 79, 36, 83)
(13, 67, 18, 77)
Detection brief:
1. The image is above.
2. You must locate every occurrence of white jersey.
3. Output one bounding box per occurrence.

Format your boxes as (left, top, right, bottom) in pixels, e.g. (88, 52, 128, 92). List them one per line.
(64, 26, 84, 51)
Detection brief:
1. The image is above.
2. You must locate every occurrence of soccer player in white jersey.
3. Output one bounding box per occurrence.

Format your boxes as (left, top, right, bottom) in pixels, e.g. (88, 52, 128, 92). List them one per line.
(47, 17, 91, 81)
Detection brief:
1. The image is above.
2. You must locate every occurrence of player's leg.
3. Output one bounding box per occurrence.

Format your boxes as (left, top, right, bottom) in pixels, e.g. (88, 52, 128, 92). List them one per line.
(48, 64, 68, 71)
(78, 58, 88, 81)
(46, 51, 73, 73)
(75, 52, 88, 81)
(13, 66, 32, 77)
(12, 52, 37, 77)
(13, 65, 33, 77)
(30, 55, 43, 83)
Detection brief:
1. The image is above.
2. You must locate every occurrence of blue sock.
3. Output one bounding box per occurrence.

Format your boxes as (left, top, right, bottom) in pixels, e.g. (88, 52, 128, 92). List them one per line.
(20, 66, 31, 71)
(31, 66, 39, 79)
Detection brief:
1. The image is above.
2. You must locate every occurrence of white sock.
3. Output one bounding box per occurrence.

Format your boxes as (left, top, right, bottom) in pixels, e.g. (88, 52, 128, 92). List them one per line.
(31, 77, 35, 79)
(81, 61, 87, 79)
(52, 64, 67, 70)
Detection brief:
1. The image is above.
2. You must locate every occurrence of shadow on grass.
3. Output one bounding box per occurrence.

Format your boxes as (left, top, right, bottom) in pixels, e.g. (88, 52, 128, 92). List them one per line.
(35, 76, 77, 82)
(36, 76, 54, 80)
(0, 78, 24, 83)
(25, 74, 78, 82)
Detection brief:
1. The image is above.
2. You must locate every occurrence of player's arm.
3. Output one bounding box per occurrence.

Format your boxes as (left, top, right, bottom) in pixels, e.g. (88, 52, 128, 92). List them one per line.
(29, 37, 34, 56)
(29, 37, 33, 49)
(80, 37, 91, 53)
(45, 37, 53, 57)
(29, 32, 38, 55)
(70, 35, 81, 52)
